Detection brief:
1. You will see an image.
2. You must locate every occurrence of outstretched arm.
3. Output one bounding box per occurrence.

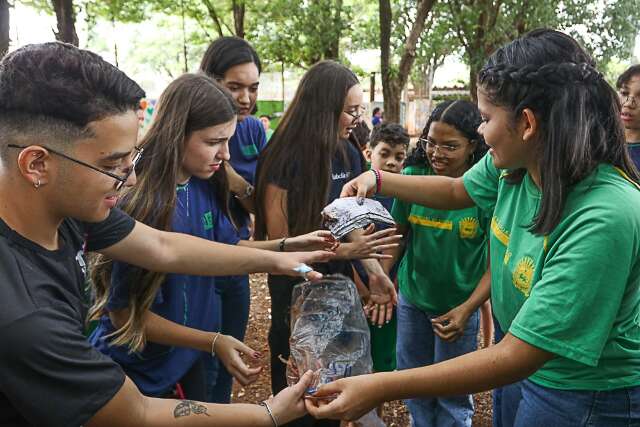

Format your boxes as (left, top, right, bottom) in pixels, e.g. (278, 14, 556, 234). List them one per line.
(87, 371, 314, 427)
(306, 334, 552, 421)
(340, 170, 474, 210)
(98, 221, 332, 281)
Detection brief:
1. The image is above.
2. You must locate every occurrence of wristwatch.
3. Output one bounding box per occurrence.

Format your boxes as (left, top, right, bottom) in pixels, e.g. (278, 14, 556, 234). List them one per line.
(234, 183, 255, 200)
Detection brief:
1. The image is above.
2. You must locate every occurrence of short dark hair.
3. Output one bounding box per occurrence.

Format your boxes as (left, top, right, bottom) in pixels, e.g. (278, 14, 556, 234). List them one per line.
(199, 36, 262, 79)
(616, 64, 640, 89)
(372, 107, 381, 115)
(259, 114, 271, 120)
(369, 123, 409, 150)
(0, 42, 144, 159)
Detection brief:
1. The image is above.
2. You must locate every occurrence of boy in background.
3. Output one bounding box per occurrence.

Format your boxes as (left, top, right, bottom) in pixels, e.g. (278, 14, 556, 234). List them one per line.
(353, 123, 409, 375)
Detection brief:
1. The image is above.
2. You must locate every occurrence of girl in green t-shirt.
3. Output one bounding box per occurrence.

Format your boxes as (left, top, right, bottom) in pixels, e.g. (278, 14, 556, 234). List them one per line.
(308, 29, 640, 427)
(383, 100, 490, 427)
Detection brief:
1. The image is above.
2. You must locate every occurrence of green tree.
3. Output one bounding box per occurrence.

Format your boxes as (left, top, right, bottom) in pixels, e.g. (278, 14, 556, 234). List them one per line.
(250, 0, 352, 69)
(379, 0, 437, 123)
(447, 0, 640, 100)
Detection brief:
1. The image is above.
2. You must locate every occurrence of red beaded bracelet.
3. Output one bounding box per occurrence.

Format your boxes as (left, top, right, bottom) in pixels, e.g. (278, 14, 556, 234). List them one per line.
(371, 168, 382, 194)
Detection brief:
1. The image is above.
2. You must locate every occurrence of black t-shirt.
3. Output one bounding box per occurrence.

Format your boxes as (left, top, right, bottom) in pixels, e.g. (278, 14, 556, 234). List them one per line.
(0, 209, 135, 427)
(266, 140, 364, 277)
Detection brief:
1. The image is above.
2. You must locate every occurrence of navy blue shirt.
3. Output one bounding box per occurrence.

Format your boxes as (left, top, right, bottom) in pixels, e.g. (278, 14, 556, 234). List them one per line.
(90, 178, 239, 396)
(628, 142, 640, 171)
(229, 116, 267, 185)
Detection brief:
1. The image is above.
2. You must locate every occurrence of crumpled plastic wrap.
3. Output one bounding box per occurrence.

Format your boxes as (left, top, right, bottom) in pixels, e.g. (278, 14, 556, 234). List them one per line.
(286, 275, 385, 427)
(321, 197, 395, 239)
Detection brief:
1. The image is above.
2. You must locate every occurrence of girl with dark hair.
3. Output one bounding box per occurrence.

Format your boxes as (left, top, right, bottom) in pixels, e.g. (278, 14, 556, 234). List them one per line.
(382, 100, 490, 427)
(616, 65, 640, 169)
(199, 36, 266, 403)
(88, 74, 335, 401)
(254, 60, 400, 427)
(310, 29, 640, 426)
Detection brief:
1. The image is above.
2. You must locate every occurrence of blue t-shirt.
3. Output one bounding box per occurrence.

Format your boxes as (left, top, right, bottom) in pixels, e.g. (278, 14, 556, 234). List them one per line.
(229, 115, 267, 241)
(90, 178, 240, 396)
(628, 142, 640, 171)
(229, 116, 267, 185)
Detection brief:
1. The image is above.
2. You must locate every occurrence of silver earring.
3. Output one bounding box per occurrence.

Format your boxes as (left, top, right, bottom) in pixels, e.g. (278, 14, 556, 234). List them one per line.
(34, 178, 41, 189)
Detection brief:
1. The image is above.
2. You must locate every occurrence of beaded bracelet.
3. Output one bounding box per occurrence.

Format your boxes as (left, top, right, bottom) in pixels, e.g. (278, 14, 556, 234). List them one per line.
(371, 168, 382, 194)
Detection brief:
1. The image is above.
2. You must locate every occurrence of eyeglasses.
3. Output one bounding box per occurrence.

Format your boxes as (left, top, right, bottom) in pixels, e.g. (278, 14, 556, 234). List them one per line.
(7, 144, 143, 191)
(619, 93, 638, 108)
(343, 106, 366, 124)
(417, 138, 462, 156)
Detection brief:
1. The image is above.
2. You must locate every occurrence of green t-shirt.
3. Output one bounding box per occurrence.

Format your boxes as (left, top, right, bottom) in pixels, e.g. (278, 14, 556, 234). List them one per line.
(463, 153, 640, 391)
(392, 165, 489, 314)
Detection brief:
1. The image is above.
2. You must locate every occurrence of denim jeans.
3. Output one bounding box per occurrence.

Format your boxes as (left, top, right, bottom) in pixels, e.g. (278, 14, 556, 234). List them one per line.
(492, 317, 522, 427)
(396, 295, 479, 427)
(204, 275, 250, 403)
(514, 379, 640, 427)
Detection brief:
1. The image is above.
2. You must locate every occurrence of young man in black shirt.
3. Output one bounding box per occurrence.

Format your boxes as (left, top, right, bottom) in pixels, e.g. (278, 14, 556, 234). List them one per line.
(0, 42, 328, 427)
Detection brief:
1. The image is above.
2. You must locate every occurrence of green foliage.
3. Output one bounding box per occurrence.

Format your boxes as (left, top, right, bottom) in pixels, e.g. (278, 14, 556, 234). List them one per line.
(249, 0, 357, 69)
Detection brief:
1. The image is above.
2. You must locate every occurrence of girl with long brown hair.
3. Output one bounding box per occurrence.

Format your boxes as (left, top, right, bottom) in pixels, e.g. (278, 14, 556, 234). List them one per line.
(88, 73, 335, 400)
(254, 60, 400, 427)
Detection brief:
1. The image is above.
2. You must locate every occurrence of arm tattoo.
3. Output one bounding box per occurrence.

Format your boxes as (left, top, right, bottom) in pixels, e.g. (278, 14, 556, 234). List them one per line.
(173, 400, 211, 418)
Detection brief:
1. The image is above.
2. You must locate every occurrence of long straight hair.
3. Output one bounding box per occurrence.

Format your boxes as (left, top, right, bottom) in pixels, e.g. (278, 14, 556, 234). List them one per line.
(89, 73, 238, 352)
(478, 28, 639, 235)
(253, 61, 359, 239)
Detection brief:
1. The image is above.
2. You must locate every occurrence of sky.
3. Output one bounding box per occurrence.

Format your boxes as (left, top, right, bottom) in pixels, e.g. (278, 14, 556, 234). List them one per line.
(7, 2, 640, 99)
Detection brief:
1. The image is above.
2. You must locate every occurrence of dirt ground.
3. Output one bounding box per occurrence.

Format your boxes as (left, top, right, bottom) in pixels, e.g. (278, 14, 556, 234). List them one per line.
(231, 274, 493, 426)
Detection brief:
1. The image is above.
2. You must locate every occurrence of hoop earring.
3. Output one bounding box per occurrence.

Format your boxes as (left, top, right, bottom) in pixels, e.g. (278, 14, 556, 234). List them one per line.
(34, 178, 41, 189)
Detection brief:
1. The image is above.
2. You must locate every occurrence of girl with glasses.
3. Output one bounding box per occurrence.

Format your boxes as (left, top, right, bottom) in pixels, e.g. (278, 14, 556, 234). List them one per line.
(616, 65, 640, 170)
(383, 100, 490, 427)
(89, 74, 336, 403)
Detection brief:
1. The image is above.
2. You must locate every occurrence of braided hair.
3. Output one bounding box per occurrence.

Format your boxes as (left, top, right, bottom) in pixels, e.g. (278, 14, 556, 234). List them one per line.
(406, 100, 487, 168)
(478, 28, 638, 235)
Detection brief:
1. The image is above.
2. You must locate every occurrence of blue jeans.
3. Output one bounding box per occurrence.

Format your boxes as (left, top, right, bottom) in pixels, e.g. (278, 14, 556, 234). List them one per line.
(204, 275, 250, 403)
(514, 379, 640, 427)
(492, 317, 522, 427)
(396, 295, 479, 427)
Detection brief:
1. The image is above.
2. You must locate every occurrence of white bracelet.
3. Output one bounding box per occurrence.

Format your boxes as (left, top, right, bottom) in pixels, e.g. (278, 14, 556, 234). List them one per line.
(210, 332, 221, 357)
(260, 400, 278, 427)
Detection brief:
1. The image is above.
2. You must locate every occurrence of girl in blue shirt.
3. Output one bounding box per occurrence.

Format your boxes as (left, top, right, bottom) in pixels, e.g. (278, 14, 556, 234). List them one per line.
(90, 74, 335, 400)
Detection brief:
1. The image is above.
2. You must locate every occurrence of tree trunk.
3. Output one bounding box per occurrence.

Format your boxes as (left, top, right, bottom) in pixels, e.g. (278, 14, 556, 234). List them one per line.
(379, 0, 435, 123)
(0, 0, 9, 58)
(52, 0, 79, 46)
(232, 0, 245, 38)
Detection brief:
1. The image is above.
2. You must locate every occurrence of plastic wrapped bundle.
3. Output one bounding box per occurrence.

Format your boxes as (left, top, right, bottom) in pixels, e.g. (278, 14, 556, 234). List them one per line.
(287, 275, 385, 427)
(287, 275, 372, 393)
(321, 197, 395, 239)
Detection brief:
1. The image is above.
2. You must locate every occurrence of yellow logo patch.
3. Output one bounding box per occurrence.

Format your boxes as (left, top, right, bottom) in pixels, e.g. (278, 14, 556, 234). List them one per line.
(512, 256, 535, 297)
(459, 217, 479, 239)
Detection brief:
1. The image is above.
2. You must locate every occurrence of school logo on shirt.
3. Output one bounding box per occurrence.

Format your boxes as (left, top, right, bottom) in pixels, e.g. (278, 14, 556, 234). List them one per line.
(332, 171, 351, 180)
(512, 256, 535, 297)
(202, 211, 213, 230)
(458, 217, 479, 239)
(241, 144, 258, 157)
